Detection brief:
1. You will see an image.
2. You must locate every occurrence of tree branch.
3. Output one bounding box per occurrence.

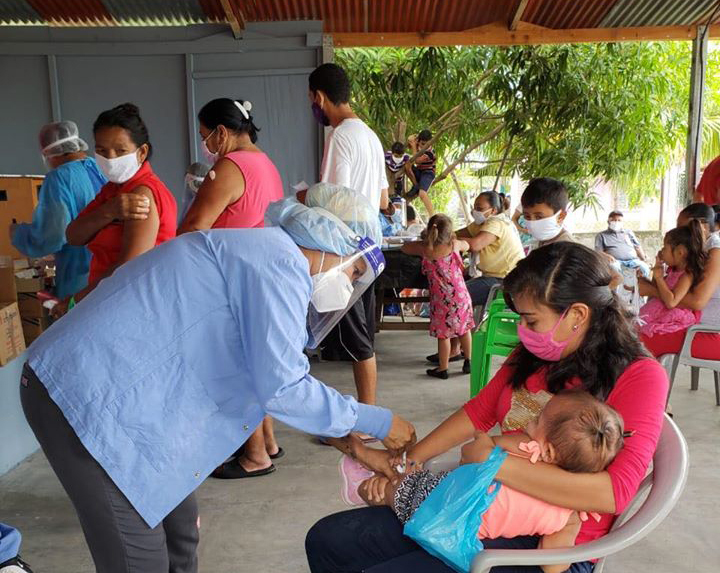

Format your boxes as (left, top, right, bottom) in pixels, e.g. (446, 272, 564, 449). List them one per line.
(492, 135, 514, 191)
(432, 123, 506, 185)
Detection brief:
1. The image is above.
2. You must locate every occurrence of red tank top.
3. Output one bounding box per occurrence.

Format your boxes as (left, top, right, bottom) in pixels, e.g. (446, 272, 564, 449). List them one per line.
(212, 150, 284, 229)
(80, 161, 177, 285)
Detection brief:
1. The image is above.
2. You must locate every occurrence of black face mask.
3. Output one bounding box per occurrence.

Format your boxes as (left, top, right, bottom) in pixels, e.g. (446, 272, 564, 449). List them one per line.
(312, 102, 330, 127)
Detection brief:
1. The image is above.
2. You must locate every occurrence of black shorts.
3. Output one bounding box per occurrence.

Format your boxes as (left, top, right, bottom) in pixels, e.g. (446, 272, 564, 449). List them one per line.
(320, 287, 376, 362)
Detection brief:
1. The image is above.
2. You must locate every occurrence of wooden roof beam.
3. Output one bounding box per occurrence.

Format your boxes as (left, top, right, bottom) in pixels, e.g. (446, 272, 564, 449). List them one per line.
(219, 0, 245, 39)
(333, 22, 720, 47)
(509, 0, 531, 31)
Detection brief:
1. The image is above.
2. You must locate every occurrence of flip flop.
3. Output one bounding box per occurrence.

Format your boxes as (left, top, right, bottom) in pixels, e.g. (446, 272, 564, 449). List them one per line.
(269, 447, 285, 460)
(211, 460, 276, 479)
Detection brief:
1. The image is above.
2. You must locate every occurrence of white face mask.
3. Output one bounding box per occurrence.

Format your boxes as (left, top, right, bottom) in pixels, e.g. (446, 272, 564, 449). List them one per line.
(609, 221, 623, 232)
(392, 154, 404, 163)
(472, 209, 490, 225)
(311, 254, 355, 313)
(525, 212, 562, 241)
(95, 151, 141, 184)
(201, 129, 218, 164)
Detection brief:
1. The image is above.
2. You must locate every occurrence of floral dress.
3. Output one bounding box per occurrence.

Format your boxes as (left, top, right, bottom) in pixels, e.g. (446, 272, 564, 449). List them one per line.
(639, 268, 701, 336)
(422, 250, 475, 339)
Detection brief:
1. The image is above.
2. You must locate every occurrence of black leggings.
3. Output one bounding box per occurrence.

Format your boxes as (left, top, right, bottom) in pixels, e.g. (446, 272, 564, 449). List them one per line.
(305, 506, 594, 573)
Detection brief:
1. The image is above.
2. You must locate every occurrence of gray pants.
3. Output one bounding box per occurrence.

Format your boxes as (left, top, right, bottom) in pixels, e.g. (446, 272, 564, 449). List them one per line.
(20, 364, 199, 573)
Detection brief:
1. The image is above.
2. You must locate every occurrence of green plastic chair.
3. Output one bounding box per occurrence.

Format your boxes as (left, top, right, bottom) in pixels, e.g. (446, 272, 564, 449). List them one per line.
(470, 308, 520, 398)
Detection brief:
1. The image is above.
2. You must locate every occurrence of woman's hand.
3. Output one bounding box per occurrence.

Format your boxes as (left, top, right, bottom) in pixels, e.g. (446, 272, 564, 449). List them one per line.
(459, 432, 495, 465)
(358, 475, 393, 505)
(105, 194, 150, 221)
(354, 446, 396, 479)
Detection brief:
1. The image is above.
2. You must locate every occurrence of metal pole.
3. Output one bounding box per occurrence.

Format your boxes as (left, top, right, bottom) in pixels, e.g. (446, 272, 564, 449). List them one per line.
(685, 25, 709, 202)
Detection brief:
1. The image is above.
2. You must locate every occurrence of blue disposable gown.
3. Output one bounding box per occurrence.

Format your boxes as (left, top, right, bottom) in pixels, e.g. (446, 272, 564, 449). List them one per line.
(12, 158, 105, 298)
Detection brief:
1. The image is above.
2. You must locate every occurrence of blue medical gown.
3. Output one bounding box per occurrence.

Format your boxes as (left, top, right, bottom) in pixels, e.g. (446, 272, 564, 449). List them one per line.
(27, 228, 391, 527)
(12, 158, 105, 298)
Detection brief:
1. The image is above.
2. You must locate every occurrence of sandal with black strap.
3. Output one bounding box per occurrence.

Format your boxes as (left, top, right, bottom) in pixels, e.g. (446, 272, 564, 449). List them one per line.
(211, 459, 276, 479)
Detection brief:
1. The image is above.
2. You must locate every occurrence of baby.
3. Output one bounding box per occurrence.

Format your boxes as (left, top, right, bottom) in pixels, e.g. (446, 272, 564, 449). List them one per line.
(344, 391, 626, 573)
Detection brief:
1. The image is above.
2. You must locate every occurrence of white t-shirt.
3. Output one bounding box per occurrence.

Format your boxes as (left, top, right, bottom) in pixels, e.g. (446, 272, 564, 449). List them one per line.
(702, 233, 720, 325)
(320, 118, 388, 211)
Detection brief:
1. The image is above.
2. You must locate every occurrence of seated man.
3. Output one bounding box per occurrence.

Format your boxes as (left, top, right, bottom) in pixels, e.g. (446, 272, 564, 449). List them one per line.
(595, 210, 650, 279)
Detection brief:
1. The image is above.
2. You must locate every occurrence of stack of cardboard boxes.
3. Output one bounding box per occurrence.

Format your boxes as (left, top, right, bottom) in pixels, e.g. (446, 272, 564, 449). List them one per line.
(0, 175, 51, 364)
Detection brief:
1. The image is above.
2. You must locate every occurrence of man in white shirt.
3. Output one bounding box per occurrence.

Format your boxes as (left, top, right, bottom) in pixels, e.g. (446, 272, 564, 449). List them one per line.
(309, 63, 389, 409)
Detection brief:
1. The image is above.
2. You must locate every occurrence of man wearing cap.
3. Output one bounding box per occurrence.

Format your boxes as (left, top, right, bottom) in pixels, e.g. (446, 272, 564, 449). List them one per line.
(10, 121, 106, 299)
(20, 183, 415, 572)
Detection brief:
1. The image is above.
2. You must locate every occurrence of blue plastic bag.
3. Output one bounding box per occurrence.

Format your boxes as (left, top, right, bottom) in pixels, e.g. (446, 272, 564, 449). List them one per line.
(404, 446, 508, 572)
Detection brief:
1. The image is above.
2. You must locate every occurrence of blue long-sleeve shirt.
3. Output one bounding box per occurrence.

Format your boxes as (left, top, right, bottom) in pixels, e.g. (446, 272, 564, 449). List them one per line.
(12, 158, 105, 298)
(27, 228, 392, 527)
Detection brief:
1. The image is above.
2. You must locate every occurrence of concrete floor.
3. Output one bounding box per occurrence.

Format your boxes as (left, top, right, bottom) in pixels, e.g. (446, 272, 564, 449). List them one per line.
(1, 329, 719, 572)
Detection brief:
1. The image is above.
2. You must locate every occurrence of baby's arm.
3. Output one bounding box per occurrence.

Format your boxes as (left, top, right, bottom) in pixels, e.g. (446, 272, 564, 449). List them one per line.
(655, 271, 693, 309)
(538, 511, 582, 573)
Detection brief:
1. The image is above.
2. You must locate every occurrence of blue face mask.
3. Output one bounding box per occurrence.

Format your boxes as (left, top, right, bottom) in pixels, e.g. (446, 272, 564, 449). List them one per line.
(312, 102, 330, 127)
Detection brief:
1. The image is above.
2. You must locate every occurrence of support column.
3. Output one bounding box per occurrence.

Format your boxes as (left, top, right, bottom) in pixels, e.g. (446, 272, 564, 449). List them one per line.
(685, 25, 709, 202)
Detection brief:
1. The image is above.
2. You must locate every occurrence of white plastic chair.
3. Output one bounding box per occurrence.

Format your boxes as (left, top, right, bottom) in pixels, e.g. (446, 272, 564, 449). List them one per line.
(662, 324, 720, 406)
(426, 417, 688, 573)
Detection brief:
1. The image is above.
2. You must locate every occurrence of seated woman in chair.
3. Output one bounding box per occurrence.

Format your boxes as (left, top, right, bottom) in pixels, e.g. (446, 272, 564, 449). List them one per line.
(638, 203, 720, 361)
(306, 243, 668, 573)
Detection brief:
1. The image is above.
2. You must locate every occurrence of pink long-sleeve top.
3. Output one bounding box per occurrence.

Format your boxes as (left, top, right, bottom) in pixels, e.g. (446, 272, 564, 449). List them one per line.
(463, 358, 668, 545)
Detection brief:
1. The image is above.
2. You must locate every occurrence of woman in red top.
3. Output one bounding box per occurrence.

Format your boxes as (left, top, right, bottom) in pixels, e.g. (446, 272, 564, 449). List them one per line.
(178, 97, 284, 481)
(306, 242, 669, 573)
(54, 103, 177, 317)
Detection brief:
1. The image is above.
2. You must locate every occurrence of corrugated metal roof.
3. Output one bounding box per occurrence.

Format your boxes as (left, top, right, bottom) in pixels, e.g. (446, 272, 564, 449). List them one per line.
(0, 0, 41, 24)
(0, 0, 719, 29)
(103, 0, 207, 26)
(600, 0, 720, 27)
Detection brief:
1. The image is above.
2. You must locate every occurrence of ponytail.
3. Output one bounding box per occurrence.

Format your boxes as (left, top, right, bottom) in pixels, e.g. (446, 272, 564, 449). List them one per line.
(421, 214, 454, 255)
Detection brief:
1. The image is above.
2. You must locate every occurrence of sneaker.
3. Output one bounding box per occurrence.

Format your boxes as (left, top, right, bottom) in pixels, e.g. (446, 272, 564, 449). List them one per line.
(0, 557, 33, 573)
(338, 455, 374, 506)
(426, 368, 449, 380)
(462, 359, 471, 374)
(426, 352, 464, 364)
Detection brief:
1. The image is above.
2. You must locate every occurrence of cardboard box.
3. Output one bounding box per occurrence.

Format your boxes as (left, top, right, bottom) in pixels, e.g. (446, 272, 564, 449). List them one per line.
(0, 176, 44, 258)
(21, 315, 48, 346)
(0, 302, 25, 366)
(15, 274, 45, 293)
(17, 293, 43, 319)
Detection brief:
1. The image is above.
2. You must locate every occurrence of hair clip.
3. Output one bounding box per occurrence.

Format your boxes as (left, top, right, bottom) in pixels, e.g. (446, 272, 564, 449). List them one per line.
(234, 100, 252, 120)
(622, 430, 635, 438)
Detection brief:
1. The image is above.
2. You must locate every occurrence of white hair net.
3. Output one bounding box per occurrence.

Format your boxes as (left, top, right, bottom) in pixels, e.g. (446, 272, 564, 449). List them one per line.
(38, 121, 88, 157)
(266, 182, 382, 256)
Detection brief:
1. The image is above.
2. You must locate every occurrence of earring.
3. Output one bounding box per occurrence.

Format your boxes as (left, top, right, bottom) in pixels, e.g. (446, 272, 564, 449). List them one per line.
(572, 324, 579, 331)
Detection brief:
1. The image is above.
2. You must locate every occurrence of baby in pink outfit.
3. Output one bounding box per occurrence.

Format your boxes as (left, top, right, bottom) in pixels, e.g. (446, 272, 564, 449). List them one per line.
(343, 391, 625, 573)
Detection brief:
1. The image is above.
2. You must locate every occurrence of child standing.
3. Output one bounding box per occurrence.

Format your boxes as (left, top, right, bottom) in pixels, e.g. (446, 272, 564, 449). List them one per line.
(639, 220, 707, 337)
(403, 214, 474, 379)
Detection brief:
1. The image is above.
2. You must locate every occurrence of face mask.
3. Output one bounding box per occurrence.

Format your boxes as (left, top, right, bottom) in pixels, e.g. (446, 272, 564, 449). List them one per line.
(517, 310, 580, 362)
(311, 102, 330, 127)
(472, 209, 490, 225)
(311, 253, 354, 313)
(41, 155, 51, 171)
(609, 221, 623, 232)
(95, 151, 141, 184)
(525, 212, 562, 241)
(201, 129, 218, 164)
(392, 154, 404, 163)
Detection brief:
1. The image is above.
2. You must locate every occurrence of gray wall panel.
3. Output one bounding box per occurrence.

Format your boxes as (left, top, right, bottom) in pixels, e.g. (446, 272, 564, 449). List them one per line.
(0, 56, 52, 175)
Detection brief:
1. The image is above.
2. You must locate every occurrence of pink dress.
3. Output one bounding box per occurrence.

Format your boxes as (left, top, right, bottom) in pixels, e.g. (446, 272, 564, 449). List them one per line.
(639, 269, 700, 336)
(422, 250, 475, 339)
(213, 150, 284, 229)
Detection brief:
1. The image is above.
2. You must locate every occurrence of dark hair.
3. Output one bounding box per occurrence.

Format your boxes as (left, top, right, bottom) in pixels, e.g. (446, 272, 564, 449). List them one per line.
(406, 204, 416, 222)
(391, 141, 405, 155)
(93, 103, 152, 160)
(679, 202, 717, 233)
(422, 214, 454, 254)
(503, 242, 650, 399)
(609, 210, 624, 219)
(544, 391, 625, 473)
(664, 219, 708, 289)
(309, 63, 350, 105)
(498, 192, 511, 212)
(521, 178, 568, 212)
(478, 190, 503, 215)
(198, 98, 260, 144)
(418, 129, 432, 142)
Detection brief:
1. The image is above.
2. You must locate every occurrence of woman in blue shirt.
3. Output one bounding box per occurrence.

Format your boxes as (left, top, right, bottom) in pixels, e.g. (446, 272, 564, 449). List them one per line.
(11, 121, 105, 299)
(20, 183, 415, 573)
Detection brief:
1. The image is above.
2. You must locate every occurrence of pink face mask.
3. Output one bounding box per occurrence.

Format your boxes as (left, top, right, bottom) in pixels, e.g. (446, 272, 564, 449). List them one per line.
(517, 310, 579, 362)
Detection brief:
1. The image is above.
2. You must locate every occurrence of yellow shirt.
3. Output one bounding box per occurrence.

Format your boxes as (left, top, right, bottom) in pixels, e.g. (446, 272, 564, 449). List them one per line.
(466, 216, 525, 278)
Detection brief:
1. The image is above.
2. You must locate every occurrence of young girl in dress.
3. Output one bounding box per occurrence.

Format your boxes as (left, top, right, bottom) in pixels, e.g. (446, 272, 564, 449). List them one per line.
(638, 219, 707, 337)
(403, 214, 475, 379)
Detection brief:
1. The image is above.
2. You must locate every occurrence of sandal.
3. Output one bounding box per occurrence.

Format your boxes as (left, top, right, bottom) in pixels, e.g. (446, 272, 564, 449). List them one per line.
(269, 447, 285, 460)
(426, 368, 449, 380)
(211, 459, 276, 479)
